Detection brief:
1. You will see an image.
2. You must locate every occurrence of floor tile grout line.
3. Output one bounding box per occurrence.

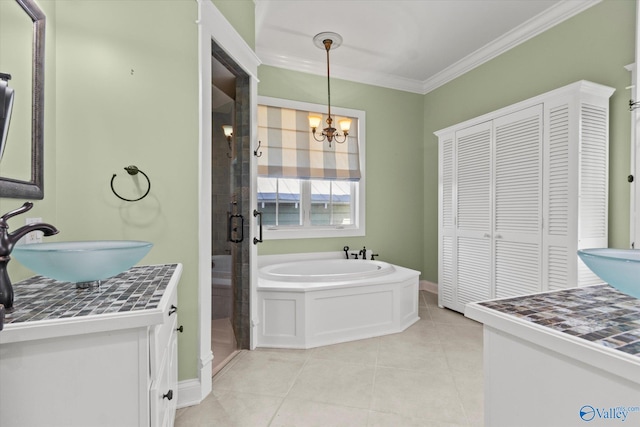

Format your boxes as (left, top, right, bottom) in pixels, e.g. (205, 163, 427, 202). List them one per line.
(266, 348, 313, 427)
(368, 335, 382, 409)
(428, 293, 479, 427)
(436, 315, 480, 427)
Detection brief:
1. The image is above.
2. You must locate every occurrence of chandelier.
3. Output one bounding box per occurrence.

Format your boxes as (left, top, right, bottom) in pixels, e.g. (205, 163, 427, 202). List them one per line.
(308, 32, 351, 147)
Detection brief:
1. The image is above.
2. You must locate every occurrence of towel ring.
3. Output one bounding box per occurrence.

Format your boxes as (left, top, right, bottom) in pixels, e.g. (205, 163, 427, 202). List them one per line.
(110, 165, 151, 202)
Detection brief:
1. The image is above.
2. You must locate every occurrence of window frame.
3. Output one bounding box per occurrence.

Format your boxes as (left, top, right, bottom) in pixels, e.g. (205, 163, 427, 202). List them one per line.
(257, 96, 366, 240)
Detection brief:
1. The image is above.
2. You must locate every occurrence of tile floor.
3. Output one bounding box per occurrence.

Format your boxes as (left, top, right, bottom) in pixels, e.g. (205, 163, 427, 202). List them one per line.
(175, 291, 484, 427)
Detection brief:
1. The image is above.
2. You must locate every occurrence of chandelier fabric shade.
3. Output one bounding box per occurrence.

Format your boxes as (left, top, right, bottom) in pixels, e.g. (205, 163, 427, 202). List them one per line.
(258, 104, 361, 181)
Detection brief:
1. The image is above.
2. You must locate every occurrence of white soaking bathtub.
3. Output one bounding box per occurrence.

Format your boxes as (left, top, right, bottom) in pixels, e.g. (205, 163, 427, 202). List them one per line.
(256, 253, 421, 349)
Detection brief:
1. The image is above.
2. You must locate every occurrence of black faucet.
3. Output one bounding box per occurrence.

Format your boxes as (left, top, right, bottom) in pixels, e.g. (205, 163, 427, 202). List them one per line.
(359, 246, 367, 260)
(0, 202, 59, 311)
(343, 246, 350, 259)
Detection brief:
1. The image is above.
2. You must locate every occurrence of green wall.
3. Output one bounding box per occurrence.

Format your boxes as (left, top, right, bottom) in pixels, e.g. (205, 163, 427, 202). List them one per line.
(54, 1, 200, 381)
(212, 0, 255, 50)
(423, 0, 636, 282)
(257, 66, 425, 273)
(2, 0, 201, 381)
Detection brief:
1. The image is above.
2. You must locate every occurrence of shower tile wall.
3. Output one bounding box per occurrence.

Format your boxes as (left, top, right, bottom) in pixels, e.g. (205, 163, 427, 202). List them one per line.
(233, 75, 251, 349)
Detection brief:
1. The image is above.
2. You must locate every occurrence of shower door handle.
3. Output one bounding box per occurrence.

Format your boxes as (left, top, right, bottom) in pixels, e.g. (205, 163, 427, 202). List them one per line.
(228, 213, 244, 243)
(253, 209, 263, 244)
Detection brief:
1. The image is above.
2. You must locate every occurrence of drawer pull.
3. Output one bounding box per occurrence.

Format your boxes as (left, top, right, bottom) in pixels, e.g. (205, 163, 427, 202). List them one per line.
(163, 390, 174, 401)
(168, 305, 177, 316)
(176, 325, 184, 333)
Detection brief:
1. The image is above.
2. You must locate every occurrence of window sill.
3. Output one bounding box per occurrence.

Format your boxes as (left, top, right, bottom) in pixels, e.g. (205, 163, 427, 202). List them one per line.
(263, 225, 365, 240)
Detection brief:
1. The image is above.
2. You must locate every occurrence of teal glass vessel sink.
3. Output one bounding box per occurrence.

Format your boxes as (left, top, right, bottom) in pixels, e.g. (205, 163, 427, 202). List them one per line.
(12, 240, 153, 284)
(577, 248, 640, 298)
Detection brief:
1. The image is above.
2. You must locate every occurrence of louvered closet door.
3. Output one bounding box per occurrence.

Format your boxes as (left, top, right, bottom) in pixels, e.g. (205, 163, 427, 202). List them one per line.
(438, 134, 456, 307)
(493, 105, 543, 298)
(543, 101, 574, 290)
(577, 103, 609, 285)
(456, 122, 492, 305)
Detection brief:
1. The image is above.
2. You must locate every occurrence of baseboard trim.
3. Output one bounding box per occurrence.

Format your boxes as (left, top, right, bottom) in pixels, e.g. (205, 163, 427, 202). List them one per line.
(419, 280, 438, 294)
(177, 379, 205, 408)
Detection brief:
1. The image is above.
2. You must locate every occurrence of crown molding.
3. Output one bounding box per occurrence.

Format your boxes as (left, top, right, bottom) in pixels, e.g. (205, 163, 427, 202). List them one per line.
(421, 0, 602, 94)
(257, 52, 427, 94)
(258, 0, 601, 95)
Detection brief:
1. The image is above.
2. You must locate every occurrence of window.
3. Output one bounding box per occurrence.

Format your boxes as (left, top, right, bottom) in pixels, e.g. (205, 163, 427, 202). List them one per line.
(257, 178, 355, 226)
(257, 97, 365, 239)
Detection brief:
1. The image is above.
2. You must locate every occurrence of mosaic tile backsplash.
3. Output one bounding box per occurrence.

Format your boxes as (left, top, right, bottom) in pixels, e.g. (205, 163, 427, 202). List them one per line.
(4, 264, 178, 324)
(480, 285, 640, 357)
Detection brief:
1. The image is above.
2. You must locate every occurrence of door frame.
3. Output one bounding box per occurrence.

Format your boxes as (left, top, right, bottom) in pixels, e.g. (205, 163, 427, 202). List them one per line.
(180, 0, 259, 407)
(631, 0, 640, 249)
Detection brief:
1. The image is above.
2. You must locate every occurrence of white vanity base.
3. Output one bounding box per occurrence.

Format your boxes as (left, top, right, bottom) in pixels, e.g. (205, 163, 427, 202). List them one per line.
(484, 327, 640, 426)
(466, 292, 640, 427)
(2, 328, 152, 426)
(0, 264, 182, 427)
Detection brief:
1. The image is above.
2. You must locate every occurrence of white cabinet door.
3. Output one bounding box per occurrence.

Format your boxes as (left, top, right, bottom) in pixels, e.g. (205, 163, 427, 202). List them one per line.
(543, 101, 574, 290)
(493, 105, 543, 298)
(438, 133, 456, 308)
(543, 97, 610, 289)
(577, 102, 610, 284)
(456, 121, 493, 305)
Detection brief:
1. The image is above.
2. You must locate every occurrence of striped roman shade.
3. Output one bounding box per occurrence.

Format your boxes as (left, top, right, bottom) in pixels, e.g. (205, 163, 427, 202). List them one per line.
(257, 104, 361, 181)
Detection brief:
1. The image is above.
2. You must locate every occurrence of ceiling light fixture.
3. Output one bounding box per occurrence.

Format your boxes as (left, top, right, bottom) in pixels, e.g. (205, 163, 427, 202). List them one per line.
(308, 32, 351, 148)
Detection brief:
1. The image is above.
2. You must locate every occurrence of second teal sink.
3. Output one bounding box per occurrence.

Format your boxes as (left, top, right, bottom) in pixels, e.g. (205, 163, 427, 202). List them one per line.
(578, 248, 640, 299)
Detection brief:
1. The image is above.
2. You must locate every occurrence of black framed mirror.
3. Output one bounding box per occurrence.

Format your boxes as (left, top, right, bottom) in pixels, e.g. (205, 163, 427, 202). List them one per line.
(0, 0, 45, 199)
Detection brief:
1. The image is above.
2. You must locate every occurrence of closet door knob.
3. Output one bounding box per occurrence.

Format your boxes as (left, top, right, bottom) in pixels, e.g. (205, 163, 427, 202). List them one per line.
(163, 390, 174, 400)
(176, 325, 184, 333)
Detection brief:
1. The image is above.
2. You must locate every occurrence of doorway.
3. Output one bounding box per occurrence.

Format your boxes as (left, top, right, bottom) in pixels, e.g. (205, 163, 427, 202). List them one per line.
(210, 42, 251, 375)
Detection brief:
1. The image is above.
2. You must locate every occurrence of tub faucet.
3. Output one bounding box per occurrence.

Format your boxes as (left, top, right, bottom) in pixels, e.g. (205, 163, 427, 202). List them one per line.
(359, 246, 367, 260)
(0, 202, 59, 311)
(343, 246, 349, 259)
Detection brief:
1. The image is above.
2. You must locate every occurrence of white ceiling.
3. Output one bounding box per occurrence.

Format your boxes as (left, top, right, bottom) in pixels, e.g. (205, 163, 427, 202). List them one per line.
(255, 0, 600, 94)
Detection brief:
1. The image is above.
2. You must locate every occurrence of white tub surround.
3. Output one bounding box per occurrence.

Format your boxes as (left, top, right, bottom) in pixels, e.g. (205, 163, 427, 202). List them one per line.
(257, 253, 420, 349)
(466, 285, 640, 427)
(0, 264, 183, 427)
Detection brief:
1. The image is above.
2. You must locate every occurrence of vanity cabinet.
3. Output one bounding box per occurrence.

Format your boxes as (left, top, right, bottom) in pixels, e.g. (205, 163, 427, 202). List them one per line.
(466, 286, 640, 426)
(150, 282, 180, 427)
(436, 81, 614, 313)
(0, 264, 182, 427)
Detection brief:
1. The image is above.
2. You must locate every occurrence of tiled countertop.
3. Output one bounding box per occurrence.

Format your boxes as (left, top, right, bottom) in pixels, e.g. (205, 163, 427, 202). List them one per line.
(478, 285, 640, 357)
(5, 264, 178, 324)
(0, 263, 182, 344)
(465, 284, 640, 385)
